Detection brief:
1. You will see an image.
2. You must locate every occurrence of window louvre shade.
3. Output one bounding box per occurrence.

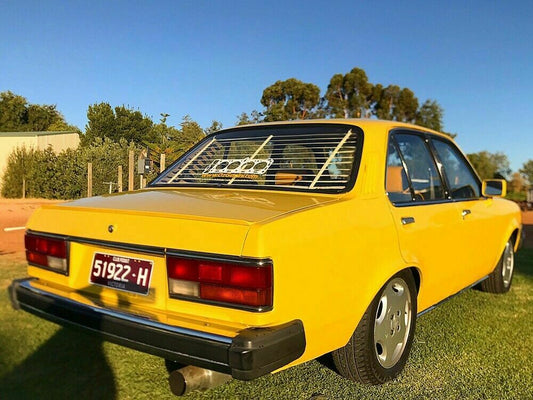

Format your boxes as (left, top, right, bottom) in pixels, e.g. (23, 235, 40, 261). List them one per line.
(152, 125, 361, 193)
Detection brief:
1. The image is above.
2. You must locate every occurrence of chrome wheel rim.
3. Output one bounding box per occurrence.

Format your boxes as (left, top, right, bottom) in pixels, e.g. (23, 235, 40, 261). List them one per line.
(374, 277, 412, 369)
(502, 241, 514, 287)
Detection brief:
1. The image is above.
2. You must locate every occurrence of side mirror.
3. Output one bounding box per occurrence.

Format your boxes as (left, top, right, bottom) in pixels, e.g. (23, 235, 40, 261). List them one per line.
(482, 179, 507, 197)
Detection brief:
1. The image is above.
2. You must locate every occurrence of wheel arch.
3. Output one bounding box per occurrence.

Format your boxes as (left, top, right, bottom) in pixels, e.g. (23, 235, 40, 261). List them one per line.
(407, 266, 421, 294)
(331, 266, 418, 383)
(510, 228, 520, 252)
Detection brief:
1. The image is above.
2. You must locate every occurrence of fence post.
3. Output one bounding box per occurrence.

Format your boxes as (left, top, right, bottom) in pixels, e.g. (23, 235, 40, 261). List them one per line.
(118, 165, 123, 192)
(22, 177, 26, 199)
(87, 162, 93, 197)
(128, 150, 134, 191)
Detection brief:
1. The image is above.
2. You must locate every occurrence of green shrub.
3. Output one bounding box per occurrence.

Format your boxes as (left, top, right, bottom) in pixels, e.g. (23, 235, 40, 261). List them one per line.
(79, 138, 138, 197)
(1, 146, 36, 198)
(1, 139, 143, 199)
(505, 191, 527, 202)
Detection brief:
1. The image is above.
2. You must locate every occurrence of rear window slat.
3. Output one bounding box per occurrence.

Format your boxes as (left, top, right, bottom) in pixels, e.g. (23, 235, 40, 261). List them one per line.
(151, 124, 361, 193)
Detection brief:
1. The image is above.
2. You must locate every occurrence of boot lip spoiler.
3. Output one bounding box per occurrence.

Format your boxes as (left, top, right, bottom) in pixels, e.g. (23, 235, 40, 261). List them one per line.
(8, 278, 306, 380)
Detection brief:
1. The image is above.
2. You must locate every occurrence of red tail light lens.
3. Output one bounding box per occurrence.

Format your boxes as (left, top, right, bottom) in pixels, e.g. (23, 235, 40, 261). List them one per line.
(167, 257, 199, 281)
(200, 284, 272, 306)
(167, 255, 272, 310)
(25, 233, 69, 275)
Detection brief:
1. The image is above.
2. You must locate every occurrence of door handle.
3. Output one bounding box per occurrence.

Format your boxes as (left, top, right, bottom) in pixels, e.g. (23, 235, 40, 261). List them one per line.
(401, 217, 415, 225)
(462, 209, 471, 219)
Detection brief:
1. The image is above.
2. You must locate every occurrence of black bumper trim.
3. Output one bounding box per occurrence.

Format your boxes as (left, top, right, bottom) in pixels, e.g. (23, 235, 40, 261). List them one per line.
(8, 278, 305, 380)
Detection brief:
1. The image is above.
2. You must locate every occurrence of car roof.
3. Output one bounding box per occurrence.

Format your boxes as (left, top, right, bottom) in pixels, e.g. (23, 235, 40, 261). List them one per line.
(226, 119, 451, 141)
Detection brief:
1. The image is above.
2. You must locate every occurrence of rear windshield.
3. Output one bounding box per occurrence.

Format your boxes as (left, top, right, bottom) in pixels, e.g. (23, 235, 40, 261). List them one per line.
(151, 124, 362, 193)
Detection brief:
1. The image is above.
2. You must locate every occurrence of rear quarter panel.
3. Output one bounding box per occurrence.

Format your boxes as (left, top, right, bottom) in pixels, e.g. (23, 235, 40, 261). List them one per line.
(471, 197, 522, 263)
(242, 195, 405, 365)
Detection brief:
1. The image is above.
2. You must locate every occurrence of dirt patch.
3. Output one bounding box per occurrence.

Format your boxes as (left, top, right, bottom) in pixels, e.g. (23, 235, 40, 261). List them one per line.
(0, 198, 63, 261)
(522, 210, 533, 225)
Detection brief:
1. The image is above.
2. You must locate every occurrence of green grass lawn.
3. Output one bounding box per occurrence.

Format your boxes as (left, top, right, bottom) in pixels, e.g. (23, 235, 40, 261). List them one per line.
(1, 250, 532, 400)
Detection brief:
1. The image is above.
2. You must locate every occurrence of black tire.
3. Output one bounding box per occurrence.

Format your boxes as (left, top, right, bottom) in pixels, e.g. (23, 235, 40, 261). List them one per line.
(479, 239, 514, 294)
(332, 270, 417, 384)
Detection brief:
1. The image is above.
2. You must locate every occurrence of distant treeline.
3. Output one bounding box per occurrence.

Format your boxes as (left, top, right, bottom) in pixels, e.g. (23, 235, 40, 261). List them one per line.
(1, 65, 532, 198)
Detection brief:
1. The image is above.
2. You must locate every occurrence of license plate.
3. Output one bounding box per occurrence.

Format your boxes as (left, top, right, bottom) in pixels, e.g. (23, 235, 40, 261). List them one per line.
(90, 252, 153, 295)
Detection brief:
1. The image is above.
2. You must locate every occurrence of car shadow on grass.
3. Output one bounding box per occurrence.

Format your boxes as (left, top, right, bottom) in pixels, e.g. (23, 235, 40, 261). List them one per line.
(516, 247, 533, 277)
(0, 327, 116, 400)
(316, 353, 337, 373)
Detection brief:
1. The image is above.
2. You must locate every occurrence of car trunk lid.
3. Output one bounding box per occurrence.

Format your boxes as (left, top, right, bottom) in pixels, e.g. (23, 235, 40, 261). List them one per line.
(28, 188, 338, 247)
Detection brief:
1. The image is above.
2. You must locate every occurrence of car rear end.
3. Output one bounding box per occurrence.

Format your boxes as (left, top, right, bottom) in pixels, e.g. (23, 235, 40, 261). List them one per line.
(9, 192, 311, 379)
(9, 121, 363, 380)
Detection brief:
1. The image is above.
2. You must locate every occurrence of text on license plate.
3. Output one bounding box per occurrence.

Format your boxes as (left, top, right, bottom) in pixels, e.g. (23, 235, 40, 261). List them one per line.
(90, 252, 154, 295)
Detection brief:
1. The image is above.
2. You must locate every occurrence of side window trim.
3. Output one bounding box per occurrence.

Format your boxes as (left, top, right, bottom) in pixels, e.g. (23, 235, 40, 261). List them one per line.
(386, 129, 456, 206)
(425, 137, 451, 200)
(390, 135, 416, 201)
(429, 136, 482, 200)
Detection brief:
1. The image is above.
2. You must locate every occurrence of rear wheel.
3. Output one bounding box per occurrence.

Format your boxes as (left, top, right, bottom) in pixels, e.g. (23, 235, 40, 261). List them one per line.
(479, 239, 514, 293)
(332, 270, 417, 384)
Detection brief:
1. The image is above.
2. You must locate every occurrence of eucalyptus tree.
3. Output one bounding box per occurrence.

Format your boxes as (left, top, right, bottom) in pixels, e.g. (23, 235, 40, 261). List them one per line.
(416, 99, 444, 132)
(236, 110, 263, 125)
(324, 67, 373, 118)
(204, 120, 223, 135)
(520, 159, 533, 186)
(261, 78, 321, 121)
(467, 151, 511, 180)
(372, 85, 419, 123)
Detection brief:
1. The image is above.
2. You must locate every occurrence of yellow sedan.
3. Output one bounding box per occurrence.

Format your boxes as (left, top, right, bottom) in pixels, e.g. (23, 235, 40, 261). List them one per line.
(9, 119, 522, 394)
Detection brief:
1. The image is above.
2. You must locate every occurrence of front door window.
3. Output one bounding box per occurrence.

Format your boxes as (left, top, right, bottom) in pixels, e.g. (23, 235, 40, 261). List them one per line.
(432, 139, 481, 199)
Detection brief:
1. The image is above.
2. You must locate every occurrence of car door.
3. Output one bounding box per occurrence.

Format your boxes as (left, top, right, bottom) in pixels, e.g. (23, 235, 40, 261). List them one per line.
(385, 131, 467, 311)
(431, 138, 503, 280)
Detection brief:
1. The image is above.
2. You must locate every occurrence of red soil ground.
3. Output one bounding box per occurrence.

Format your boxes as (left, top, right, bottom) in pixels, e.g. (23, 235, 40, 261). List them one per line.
(0, 199, 62, 261)
(1, 199, 532, 262)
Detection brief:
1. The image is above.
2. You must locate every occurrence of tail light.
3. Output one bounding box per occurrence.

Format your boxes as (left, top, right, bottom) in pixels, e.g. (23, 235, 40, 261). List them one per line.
(167, 255, 273, 311)
(25, 232, 69, 275)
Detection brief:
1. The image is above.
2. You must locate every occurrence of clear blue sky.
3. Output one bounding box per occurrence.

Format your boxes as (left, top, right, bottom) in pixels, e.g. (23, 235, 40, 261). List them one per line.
(1, 0, 532, 171)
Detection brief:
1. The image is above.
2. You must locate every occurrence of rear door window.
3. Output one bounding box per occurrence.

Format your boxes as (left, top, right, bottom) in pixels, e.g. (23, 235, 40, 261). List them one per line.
(387, 133, 446, 203)
(386, 142, 412, 203)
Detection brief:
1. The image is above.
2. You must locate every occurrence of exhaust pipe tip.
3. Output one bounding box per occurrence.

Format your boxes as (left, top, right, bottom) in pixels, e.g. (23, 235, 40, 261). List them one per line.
(168, 366, 232, 396)
(168, 369, 187, 396)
